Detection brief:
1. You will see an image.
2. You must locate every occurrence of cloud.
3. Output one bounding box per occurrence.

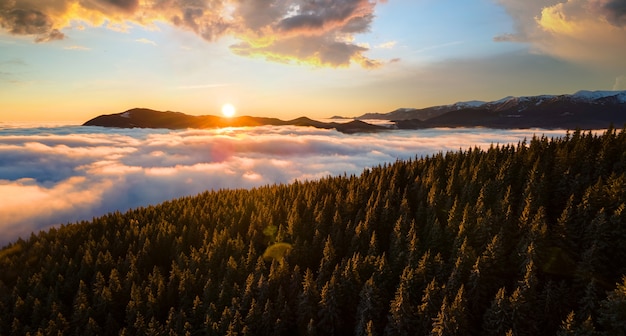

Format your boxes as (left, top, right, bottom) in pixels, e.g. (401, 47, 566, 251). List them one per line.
(64, 45, 91, 50)
(0, 124, 569, 245)
(496, 0, 626, 69)
(601, 0, 626, 26)
(0, 177, 112, 239)
(0, 8, 66, 42)
(614, 75, 626, 90)
(274, 0, 374, 35)
(135, 37, 157, 46)
(376, 41, 396, 49)
(1, 8, 52, 35)
(0, 0, 386, 68)
(230, 35, 382, 68)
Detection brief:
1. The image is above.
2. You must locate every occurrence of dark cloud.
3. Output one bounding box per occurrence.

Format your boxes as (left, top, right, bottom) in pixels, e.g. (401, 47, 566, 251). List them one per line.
(1, 9, 49, 35)
(156, 0, 230, 40)
(277, 0, 372, 34)
(0, 0, 385, 68)
(0, 124, 569, 245)
(320, 41, 366, 66)
(34, 28, 65, 42)
(279, 15, 325, 32)
(340, 15, 372, 33)
(104, 0, 140, 12)
(602, 0, 626, 26)
(232, 0, 282, 31)
(76, 0, 141, 17)
(230, 0, 380, 66)
(0, 8, 63, 41)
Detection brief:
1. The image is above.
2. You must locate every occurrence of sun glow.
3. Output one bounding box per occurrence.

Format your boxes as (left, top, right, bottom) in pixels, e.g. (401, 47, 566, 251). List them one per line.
(221, 104, 236, 118)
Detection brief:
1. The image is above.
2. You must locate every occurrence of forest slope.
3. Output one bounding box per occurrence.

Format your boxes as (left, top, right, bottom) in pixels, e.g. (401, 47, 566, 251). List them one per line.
(2, 128, 626, 335)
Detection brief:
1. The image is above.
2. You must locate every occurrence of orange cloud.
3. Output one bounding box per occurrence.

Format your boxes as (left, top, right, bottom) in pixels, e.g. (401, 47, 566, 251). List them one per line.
(231, 35, 382, 68)
(229, 0, 380, 67)
(0, 0, 385, 68)
(537, 3, 581, 34)
(496, 0, 626, 69)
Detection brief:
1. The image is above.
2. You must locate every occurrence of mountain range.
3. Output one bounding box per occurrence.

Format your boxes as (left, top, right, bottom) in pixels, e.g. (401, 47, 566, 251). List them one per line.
(84, 90, 626, 131)
(83, 108, 386, 134)
(360, 90, 626, 129)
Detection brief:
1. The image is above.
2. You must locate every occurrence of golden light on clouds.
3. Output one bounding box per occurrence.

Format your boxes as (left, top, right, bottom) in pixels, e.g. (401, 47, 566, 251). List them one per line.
(537, 4, 581, 34)
(496, 0, 626, 70)
(0, 0, 386, 68)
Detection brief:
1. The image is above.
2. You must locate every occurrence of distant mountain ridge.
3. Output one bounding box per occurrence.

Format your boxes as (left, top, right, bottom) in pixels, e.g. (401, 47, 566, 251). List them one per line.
(359, 90, 626, 129)
(83, 108, 386, 134)
(84, 90, 626, 132)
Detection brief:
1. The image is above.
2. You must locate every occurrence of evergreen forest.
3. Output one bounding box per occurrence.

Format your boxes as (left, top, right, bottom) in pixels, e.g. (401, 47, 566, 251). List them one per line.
(2, 128, 626, 335)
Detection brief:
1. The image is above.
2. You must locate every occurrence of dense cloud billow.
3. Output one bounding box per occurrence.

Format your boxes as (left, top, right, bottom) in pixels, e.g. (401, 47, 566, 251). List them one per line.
(0, 0, 382, 67)
(496, 0, 626, 69)
(0, 124, 568, 245)
(602, 0, 626, 26)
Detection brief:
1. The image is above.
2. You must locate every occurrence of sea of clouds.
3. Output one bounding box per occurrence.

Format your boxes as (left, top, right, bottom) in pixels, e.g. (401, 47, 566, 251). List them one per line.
(0, 124, 570, 245)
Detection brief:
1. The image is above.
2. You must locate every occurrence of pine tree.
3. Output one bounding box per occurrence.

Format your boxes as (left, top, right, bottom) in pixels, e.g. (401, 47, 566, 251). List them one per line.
(355, 276, 384, 336)
(598, 276, 626, 334)
(71, 280, 93, 334)
(385, 267, 418, 336)
(430, 285, 468, 336)
(557, 311, 596, 336)
(482, 287, 511, 336)
(298, 269, 319, 334)
(317, 276, 340, 335)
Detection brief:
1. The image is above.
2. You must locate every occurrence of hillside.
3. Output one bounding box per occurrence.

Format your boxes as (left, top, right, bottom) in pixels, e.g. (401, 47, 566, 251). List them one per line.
(2, 127, 626, 335)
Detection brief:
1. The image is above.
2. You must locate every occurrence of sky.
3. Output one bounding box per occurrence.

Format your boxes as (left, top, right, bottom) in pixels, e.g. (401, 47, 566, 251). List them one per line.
(0, 125, 569, 244)
(1, 0, 625, 122)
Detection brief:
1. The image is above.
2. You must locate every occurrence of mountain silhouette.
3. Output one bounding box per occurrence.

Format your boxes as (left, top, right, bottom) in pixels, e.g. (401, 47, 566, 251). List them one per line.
(83, 108, 386, 134)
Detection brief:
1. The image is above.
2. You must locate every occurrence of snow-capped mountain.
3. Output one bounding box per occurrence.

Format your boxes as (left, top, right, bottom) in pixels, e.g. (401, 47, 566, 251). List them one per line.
(357, 102, 487, 121)
(570, 90, 626, 103)
(484, 91, 626, 113)
(360, 90, 626, 129)
(359, 90, 626, 123)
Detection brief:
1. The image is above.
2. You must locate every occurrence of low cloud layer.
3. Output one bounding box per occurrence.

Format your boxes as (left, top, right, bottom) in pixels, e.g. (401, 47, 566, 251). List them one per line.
(0, 124, 568, 245)
(0, 0, 382, 67)
(496, 0, 626, 70)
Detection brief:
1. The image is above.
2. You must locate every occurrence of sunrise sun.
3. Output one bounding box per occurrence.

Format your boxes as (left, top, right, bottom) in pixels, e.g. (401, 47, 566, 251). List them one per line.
(221, 103, 236, 118)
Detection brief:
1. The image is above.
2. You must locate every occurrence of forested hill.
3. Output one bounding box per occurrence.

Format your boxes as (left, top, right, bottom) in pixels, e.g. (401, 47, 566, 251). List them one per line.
(2, 128, 626, 335)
